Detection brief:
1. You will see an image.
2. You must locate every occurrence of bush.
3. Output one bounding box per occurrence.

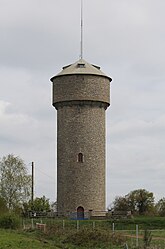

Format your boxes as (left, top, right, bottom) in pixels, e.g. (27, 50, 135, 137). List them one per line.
(0, 213, 20, 229)
(63, 228, 126, 248)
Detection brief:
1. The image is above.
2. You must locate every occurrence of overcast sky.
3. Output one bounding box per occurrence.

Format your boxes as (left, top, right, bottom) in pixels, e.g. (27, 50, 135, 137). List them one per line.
(0, 0, 165, 207)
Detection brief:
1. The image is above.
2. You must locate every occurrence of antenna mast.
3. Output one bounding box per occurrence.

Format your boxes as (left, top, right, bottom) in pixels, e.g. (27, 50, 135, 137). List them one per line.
(80, 0, 83, 59)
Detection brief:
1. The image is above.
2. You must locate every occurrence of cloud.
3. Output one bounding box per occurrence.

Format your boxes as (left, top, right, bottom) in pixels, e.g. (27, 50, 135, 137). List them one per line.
(0, 0, 165, 205)
(0, 98, 56, 200)
(0, 100, 37, 146)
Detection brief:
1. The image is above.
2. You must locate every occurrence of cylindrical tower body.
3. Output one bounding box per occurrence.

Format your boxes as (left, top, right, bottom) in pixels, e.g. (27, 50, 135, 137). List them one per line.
(51, 59, 111, 216)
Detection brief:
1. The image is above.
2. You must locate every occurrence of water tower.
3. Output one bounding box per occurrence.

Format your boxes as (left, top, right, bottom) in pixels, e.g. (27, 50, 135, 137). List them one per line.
(51, 58, 112, 217)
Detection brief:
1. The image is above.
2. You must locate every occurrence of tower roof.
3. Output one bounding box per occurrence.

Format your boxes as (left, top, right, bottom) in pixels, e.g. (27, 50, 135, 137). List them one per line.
(50, 59, 112, 81)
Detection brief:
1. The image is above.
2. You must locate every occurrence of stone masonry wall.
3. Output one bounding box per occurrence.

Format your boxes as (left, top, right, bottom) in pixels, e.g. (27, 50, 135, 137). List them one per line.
(52, 74, 110, 108)
(52, 73, 110, 214)
(57, 103, 106, 213)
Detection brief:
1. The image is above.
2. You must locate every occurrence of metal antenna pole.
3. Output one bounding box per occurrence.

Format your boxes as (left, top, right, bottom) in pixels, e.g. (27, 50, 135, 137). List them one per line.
(80, 0, 83, 59)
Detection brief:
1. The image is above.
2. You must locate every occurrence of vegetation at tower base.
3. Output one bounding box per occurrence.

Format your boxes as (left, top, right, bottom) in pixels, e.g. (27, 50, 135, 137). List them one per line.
(0, 154, 31, 211)
(22, 195, 51, 217)
(111, 189, 155, 216)
(63, 228, 126, 248)
(143, 229, 152, 249)
(1, 218, 165, 248)
(0, 213, 20, 229)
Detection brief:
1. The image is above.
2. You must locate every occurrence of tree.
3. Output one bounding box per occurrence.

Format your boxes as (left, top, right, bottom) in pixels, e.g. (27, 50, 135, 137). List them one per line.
(155, 198, 165, 216)
(0, 196, 8, 213)
(112, 196, 129, 211)
(128, 189, 155, 215)
(23, 196, 50, 215)
(0, 154, 31, 210)
(50, 201, 57, 212)
(112, 189, 155, 215)
(32, 196, 50, 212)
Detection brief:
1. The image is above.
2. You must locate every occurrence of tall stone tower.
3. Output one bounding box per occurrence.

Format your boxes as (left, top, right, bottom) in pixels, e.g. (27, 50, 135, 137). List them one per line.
(51, 59, 112, 217)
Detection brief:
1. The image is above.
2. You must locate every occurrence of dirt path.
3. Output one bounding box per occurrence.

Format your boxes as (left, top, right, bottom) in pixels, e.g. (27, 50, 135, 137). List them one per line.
(123, 234, 165, 241)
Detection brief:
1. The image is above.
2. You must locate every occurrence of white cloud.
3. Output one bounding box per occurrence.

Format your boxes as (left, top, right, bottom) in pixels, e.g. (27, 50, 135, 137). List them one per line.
(0, 0, 165, 205)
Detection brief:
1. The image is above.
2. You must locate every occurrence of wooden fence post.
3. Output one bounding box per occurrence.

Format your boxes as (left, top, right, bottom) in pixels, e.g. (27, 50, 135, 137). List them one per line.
(136, 224, 139, 247)
(63, 220, 65, 230)
(77, 220, 79, 231)
(112, 223, 115, 233)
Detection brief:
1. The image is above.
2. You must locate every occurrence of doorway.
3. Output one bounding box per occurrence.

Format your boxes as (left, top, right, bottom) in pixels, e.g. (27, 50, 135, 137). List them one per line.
(77, 206, 84, 220)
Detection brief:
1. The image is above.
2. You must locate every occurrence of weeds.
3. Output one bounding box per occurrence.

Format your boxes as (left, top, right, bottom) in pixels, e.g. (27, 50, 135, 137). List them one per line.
(143, 229, 152, 248)
(0, 213, 20, 229)
(63, 228, 126, 248)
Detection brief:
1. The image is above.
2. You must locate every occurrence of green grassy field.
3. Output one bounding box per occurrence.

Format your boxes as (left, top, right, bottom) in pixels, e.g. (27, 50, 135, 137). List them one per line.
(1, 217, 165, 248)
(0, 229, 58, 249)
(0, 227, 165, 249)
(22, 216, 165, 231)
(0, 228, 127, 249)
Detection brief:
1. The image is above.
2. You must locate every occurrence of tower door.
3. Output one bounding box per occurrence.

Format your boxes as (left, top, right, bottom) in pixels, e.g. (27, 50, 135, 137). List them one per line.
(77, 206, 84, 220)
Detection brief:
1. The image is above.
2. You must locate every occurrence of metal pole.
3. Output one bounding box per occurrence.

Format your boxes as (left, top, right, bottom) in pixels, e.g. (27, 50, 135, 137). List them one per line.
(77, 220, 79, 231)
(63, 220, 65, 230)
(112, 222, 115, 233)
(31, 162, 34, 210)
(125, 243, 129, 249)
(80, 0, 83, 59)
(31, 218, 34, 229)
(136, 224, 139, 247)
(23, 220, 25, 230)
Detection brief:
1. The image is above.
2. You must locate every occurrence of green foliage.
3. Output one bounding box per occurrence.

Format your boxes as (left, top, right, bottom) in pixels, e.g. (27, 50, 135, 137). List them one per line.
(106, 216, 165, 230)
(1, 218, 165, 249)
(23, 196, 50, 214)
(0, 229, 57, 248)
(129, 189, 154, 215)
(32, 196, 50, 212)
(0, 154, 31, 210)
(112, 196, 128, 211)
(0, 213, 19, 229)
(112, 189, 155, 215)
(0, 196, 8, 214)
(155, 198, 165, 216)
(143, 229, 152, 249)
(63, 228, 126, 248)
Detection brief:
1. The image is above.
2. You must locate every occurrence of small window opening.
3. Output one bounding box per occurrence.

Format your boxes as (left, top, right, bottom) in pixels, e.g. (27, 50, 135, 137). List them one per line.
(78, 153, 84, 163)
(77, 63, 85, 68)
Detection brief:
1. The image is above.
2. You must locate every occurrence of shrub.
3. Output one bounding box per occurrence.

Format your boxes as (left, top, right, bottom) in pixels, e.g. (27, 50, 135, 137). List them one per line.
(63, 228, 126, 248)
(0, 213, 20, 229)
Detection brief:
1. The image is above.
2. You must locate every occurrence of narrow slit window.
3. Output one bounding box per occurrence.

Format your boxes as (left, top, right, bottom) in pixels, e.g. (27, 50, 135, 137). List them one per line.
(77, 63, 85, 68)
(78, 153, 84, 163)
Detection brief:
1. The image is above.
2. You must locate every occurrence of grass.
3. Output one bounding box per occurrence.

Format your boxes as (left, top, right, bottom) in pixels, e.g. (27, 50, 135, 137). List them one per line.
(0, 229, 58, 249)
(1, 228, 164, 249)
(0, 228, 125, 249)
(1, 217, 165, 248)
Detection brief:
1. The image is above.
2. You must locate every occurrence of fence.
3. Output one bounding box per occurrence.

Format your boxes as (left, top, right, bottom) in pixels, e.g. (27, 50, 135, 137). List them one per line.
(26, 210, 131, 220)
(21, 218, 165, 248)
